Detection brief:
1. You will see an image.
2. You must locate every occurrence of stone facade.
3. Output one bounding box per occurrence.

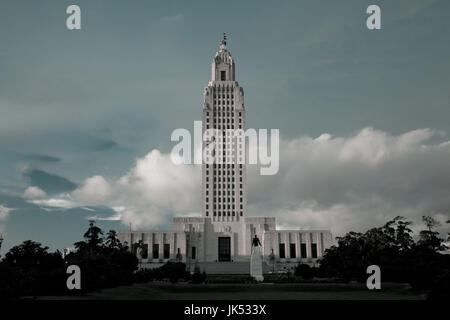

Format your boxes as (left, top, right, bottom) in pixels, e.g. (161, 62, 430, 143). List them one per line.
(117, 37, 332, 270)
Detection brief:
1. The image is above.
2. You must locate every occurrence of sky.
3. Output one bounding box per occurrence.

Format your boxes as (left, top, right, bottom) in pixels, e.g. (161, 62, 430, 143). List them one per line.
(1, 0, 450, 252)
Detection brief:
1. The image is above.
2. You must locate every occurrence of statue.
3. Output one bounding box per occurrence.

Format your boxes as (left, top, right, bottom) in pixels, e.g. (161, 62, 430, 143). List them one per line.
(252, 235, 261, 247)
(176, 248, 183, 262)
(250, 235, 264, 282)
(268, 248, 276, 273)
(136, 241, 143, 260)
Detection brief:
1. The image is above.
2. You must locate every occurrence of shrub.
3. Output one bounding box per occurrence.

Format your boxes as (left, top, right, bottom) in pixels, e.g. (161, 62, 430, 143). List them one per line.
(427, 269, 450, 300)
(191, 265, 206, 284)
(295, 264, 314, 280)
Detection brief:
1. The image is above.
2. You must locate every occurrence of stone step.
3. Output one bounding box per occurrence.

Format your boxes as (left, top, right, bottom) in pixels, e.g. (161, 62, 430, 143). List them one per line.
(192, 261, 272, 274)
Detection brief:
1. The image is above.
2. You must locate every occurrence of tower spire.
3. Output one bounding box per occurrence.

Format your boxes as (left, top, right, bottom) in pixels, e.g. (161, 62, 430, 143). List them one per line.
(220, 32, 227, 50)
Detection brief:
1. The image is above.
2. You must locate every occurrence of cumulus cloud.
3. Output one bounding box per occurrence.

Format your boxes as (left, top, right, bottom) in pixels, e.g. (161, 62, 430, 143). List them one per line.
(247, 127, 450, 235)
(30, 150, 201, 228)
(23, 186, 47, 199)
(0, 204, 14, 232)
(26, 127, 450, 237)
(72, 176, 112, 204)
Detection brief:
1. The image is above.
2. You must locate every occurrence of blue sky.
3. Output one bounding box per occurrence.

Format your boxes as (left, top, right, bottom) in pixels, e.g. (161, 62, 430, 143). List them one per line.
(1, 0, 450, 253)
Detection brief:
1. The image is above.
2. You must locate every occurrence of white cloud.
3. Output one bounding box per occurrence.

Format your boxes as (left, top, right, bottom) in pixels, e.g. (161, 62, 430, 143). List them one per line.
(29, 197, 78, 209)
(159, 13, 184, 23)
(26, 127, 450, 238)
(72, 176, 112, 204)
(26, 150, 200, 228)
(247, 127, 450, 236)
(86, 212, 122, 221)
(0, 204, 14, 232)
(23, 186, 47, 199)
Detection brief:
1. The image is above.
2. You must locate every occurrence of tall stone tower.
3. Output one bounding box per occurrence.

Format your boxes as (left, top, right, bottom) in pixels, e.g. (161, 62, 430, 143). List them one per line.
(202, 34, 247, 223)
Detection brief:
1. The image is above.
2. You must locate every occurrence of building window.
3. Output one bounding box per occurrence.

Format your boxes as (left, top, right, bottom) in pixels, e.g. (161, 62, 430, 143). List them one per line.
(153, 244, 159, 259)
(300, 243, 307, 258)
(290, 243, 296, 259)
(164, 244, 170, 259)
(191, 246, 197, 260)
(311, 243, 318, 258)
(221, 71, 226, 81)
(279, 243, 286, 259)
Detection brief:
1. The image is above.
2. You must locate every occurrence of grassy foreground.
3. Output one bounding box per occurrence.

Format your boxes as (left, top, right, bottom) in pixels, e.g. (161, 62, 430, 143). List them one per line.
(28, 281, 425, 300)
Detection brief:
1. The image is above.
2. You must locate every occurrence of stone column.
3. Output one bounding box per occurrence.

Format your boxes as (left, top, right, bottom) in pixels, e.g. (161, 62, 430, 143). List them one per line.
(317, 233, 322, 257)
(284, 233, 289, 259)
(159, 233, 164, 260)
(306, 232, 312, 258)
(169, 233, 174, 260)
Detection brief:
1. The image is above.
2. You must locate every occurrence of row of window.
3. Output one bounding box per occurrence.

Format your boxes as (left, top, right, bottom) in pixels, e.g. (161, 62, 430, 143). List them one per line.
(205, 211, 243, 217)
(204, 157, 244, 165)
(206, 111, 242, 117)
(206, 204, 244, 210)
(213, 94, 234, 99)
(205, 184, 243, 189)
(212, 85, 233, 93)
(207, 177, 243, 183)
(212, 106, 237, 112)
(206, 149, 243, 155)
(207, 118, 242, 123)
(207, 164, 243, 169)
(207, 190, 243, 196)
(205, 197, 243, 203)
(278, 243, 318, 259)
(206, 170, 243, 175)
(205, 124, 243, 130)
(205, 150, 241, 157)
(206, 190, 243, 195)
(215, 99, 234, 105)
(138, 242, 318, 260)
(137, 243, 171, 260)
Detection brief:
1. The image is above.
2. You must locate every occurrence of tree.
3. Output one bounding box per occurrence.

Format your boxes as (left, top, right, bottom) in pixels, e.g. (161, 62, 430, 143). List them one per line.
(3, 240, 63, 270)
(446, 219, 450, 242)
(1, 240, 65, 297)
(417, 216, 445, 250)
(105, 230, 121, 249)
(319, 217, 415, 282)
(66, 223, 138, 292)
(295, 263, 314, 279)
(74, 220, 104, 253)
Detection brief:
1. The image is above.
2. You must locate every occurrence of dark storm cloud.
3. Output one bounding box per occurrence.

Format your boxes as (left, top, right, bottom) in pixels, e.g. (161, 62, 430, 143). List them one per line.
(1, 0, 450, 251)
(22, 169, 78, 194)
(84, 139, 118, 152)
(19, 153, 61, 163)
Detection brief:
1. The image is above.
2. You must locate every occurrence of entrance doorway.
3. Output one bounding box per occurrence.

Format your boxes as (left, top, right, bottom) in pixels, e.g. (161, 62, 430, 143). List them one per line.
(218, 237, 231, 261)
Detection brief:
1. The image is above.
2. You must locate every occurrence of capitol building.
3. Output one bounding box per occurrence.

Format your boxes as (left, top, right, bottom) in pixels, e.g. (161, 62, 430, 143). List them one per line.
(118, 37, 332, 273)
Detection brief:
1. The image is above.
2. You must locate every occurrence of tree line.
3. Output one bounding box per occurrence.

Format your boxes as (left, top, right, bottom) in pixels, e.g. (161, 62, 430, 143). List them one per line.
(296, 216, 450, 299)
(0, 216, 449, 299)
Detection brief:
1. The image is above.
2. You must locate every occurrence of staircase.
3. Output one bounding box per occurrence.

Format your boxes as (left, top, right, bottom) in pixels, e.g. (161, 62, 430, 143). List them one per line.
(194, 261, 272, 275)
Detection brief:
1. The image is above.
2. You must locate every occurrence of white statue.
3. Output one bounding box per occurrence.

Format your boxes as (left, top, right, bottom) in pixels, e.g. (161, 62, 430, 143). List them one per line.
(250, 235, 264, 282)
(136, 242, 143, 260)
